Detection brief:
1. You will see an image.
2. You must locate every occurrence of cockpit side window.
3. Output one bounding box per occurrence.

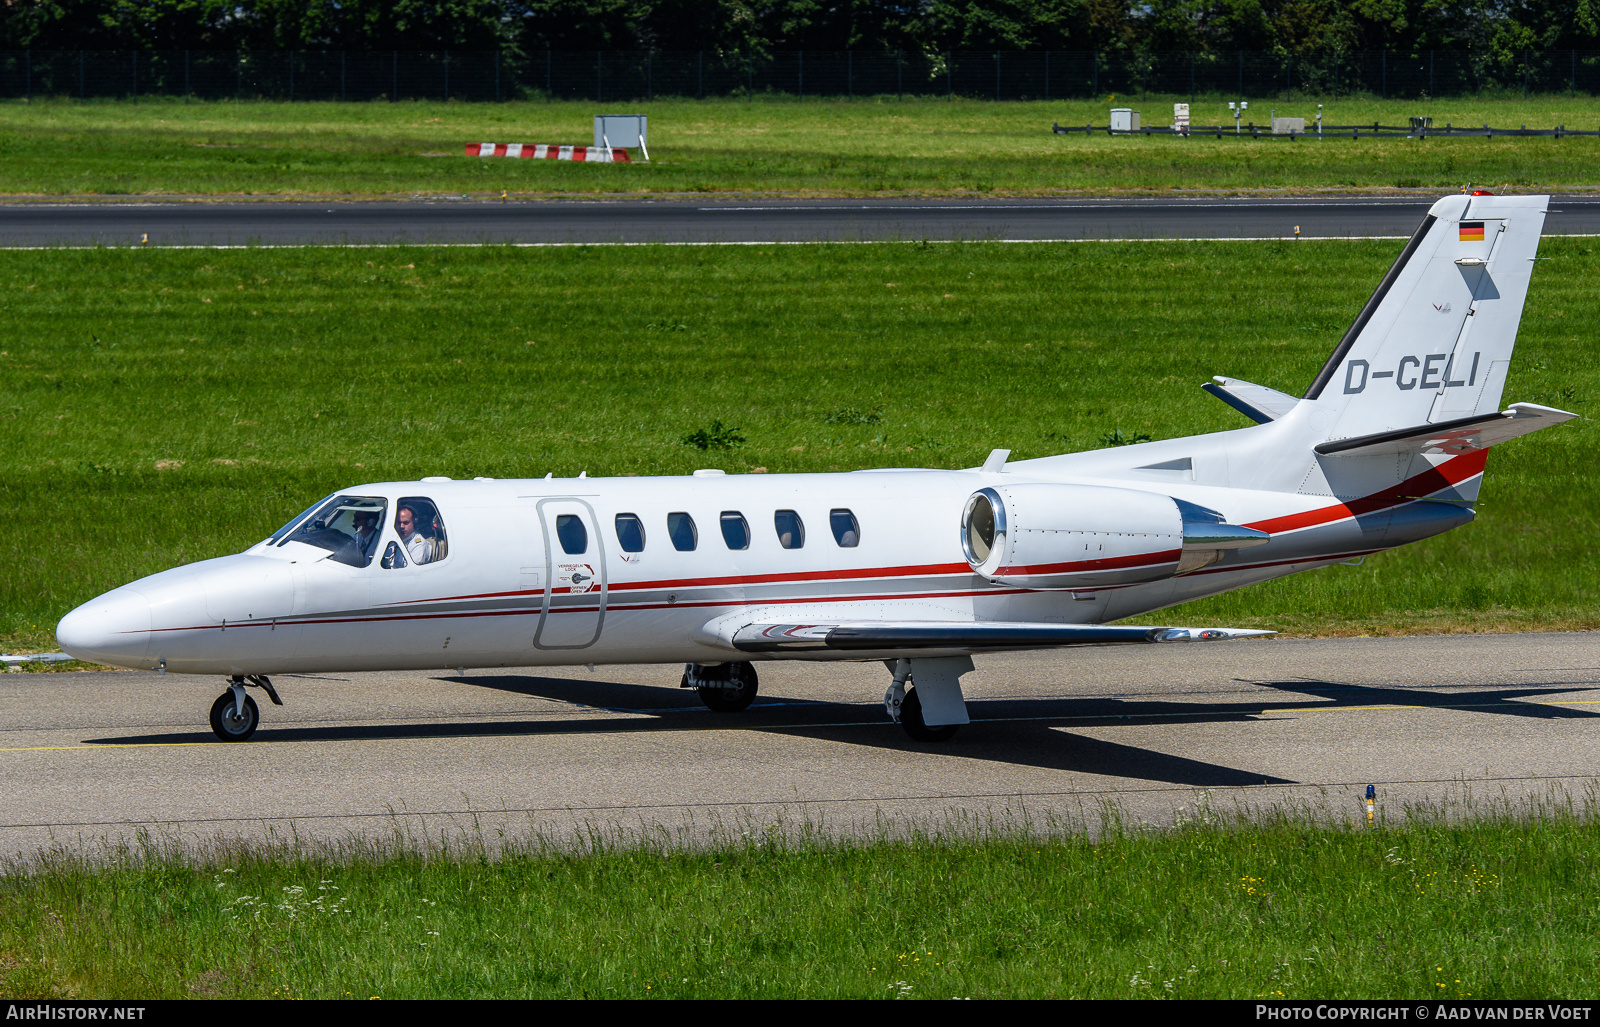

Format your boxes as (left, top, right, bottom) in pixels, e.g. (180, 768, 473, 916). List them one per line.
(278, 495, 387, 568)
(615, 514, 646, 553)
(667, 512, 698, 552)
(556, 514, 589, 555)
(394, 497, 448, 567)
(774, 510, 805, 550)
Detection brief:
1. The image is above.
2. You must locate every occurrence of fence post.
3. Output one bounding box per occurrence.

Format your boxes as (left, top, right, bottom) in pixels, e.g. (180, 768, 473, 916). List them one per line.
(1092, 51, 1097, 99)
(237, 50, 241, 101)
(79, 50, 84, 100)
(1286, 53, 1291, 100)
(699, 50, 704, 100)
(1190, 51, 1194, 103)
(798, 50, 803, 99)
(647, 50, 652, 101)
(948, 51, 952, 99)
(1237, 50, 1242, 100)
(289, 50, 294, 101)
(444, 51, 448, 101)
(392, 50, 397, 101)
(848, 50, 853, 99)
(25, 49, 30, 102)
(995, 51, 1000, 101)
(342, 51, 346, 102)
(185, 49, 190, 100)
(597, 49, 602, 103)
(748, 51, 752, 99)
(547, 47, 551, 99)
(132, 51, 137, 103)
(1523, 49, 1528, 97)
(898, 50, 903, 100)
(1382, 50, 1387, 99)
(494, 50, 498, 103)
(1044, 50, 1049, 101)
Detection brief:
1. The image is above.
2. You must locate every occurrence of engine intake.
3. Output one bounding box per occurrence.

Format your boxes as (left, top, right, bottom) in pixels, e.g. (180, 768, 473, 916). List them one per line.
(961, 484, 1268, 589)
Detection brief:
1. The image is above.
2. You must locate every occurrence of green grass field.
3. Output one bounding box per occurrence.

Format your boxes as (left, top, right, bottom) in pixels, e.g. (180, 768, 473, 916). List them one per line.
(2, 237, 1595, 656)
(3, 797, 1598, 998)
(2, 95, 1600, 196)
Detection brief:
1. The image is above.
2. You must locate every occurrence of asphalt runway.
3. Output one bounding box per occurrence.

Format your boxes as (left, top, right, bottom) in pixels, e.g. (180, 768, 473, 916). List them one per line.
(2, 632, 1596, 858)
(3, 195, 1600, 247)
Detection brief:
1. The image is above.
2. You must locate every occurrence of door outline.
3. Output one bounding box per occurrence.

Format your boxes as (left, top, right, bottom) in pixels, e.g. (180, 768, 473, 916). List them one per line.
(533, 497, 607, 650)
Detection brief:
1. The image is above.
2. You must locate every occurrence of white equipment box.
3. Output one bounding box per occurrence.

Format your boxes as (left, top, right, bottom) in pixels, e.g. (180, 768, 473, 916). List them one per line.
(1173, 103, 1190, 131)
(594, 115, 648, 158)
(1271, 117, 1306, 135)
(1109, 108, 1141, 132)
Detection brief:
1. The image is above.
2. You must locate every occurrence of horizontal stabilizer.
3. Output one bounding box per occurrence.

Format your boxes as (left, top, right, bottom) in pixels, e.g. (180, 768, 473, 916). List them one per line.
(1203, 377, 1301, 424)
(731, 621, 1274, 654)
(1315, 402, 1577, 458)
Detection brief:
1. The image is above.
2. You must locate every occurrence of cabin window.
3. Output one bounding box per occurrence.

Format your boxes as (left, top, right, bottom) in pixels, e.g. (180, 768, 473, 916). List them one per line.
(277, 494, 387, 568)
(614, 514, 646, 553)
(667, 512, 698, 552)
(720, 512, 750, 550)
(774, 510, 805, 550)
(831, 509, 861, 547)
(555, 514, 588, 555)
(395, 497, 448, 566)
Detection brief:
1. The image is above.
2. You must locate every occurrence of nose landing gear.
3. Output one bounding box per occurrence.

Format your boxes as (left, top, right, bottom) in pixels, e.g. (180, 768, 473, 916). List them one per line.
(208, 675, 283, 741)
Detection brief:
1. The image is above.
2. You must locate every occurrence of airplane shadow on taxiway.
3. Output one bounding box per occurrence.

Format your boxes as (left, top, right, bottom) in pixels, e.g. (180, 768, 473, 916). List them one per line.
(87, 671, 1600, 791)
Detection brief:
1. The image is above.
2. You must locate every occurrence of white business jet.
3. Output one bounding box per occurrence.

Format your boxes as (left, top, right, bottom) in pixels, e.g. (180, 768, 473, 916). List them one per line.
(58, 193, 1575, 743)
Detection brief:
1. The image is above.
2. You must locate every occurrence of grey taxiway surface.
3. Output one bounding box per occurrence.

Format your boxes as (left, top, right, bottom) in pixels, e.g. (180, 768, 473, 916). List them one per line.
(4, 194, 1600, 247)
(2, 632, 1596, 857)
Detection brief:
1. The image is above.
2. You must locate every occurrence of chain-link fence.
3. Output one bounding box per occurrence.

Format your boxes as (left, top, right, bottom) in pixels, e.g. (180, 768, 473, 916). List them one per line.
(3, 49, 1598, 102)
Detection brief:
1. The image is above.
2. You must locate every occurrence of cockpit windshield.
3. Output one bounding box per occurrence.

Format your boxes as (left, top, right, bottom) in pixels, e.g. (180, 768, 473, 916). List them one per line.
(266, 492, 336, 546)
(276, 495, 388, 568)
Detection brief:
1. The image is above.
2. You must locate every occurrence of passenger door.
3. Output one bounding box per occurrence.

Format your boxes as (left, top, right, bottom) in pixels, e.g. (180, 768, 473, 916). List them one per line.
(534, 497, 607, 649)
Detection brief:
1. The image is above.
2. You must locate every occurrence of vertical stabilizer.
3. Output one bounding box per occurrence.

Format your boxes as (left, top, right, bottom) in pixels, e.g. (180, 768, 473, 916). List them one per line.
(1304, 193, 1547, 443)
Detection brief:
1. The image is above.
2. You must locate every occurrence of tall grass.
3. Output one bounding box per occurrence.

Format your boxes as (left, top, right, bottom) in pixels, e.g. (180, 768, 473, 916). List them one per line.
(1, 95, 1598, 196)
(2, 238, 1594, 652)
(2, 792, 1598, 997)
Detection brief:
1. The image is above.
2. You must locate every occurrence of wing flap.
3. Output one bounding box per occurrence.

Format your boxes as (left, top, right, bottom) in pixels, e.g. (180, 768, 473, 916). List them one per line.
(731, 620, 1273, 654)
(1315, 402, 1577, 458)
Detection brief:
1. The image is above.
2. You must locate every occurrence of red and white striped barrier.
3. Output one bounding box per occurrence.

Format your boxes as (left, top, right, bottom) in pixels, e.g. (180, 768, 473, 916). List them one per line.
(465, 143, 630, 163)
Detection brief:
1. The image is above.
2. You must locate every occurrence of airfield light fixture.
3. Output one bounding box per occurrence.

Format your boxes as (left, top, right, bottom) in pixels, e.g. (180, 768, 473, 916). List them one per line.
(1317, 104, 1323, 139)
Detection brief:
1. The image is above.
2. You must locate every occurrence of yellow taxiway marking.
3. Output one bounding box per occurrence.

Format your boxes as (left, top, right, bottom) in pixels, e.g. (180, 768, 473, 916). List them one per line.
(2, 698, 1598, 752)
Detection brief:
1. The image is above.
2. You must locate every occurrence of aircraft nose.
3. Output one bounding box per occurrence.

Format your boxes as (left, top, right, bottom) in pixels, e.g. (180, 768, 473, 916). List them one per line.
(56, 588, 153, 669)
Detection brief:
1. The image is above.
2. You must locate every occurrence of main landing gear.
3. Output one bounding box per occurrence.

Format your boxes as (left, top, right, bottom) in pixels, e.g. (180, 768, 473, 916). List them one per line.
(209, 674, 283, 742)
(682, 661, 759, 712)
(884, 657, 974, 743)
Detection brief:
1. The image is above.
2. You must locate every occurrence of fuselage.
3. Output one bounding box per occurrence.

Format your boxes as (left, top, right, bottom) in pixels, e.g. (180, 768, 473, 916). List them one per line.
(57, 434, 1479, 677)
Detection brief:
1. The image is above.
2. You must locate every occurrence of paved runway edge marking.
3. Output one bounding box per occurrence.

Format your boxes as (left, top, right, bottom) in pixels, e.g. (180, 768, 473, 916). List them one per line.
(2, 771, 1595, 833)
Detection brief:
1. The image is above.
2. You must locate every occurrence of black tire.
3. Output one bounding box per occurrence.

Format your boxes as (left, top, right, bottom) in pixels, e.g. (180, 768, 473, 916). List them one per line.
(209, 691, 259, 742)
(694, 662, 759, 713)
(900, 686, 959, 742)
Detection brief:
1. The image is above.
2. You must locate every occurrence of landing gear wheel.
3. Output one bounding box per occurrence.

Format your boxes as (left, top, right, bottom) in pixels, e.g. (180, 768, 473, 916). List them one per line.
(209, 691, 259, 742)
(900, 686, 959, 743)
(688, 662, 759, 713)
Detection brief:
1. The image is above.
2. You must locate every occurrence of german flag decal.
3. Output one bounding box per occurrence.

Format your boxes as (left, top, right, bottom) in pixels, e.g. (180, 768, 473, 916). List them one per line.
(1459, 221, 1486, 242)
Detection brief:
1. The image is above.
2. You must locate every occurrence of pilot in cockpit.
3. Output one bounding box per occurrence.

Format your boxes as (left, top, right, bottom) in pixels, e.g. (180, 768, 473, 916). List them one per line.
(396, 504, 433, 565)
(350, 510, 380, 561)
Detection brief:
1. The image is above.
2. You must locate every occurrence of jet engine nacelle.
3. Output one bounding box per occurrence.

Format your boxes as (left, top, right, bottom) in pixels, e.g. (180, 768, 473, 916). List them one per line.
(960, 484, 1269, 589)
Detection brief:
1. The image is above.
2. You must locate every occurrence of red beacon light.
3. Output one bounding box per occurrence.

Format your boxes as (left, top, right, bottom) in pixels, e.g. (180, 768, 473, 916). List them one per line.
(1470, 189, 1496, 195)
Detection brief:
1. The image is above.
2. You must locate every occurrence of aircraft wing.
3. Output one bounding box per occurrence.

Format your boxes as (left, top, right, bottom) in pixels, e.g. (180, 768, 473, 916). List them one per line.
(1315, 402, 1578, 458)
(729, 621, 1273, 654)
